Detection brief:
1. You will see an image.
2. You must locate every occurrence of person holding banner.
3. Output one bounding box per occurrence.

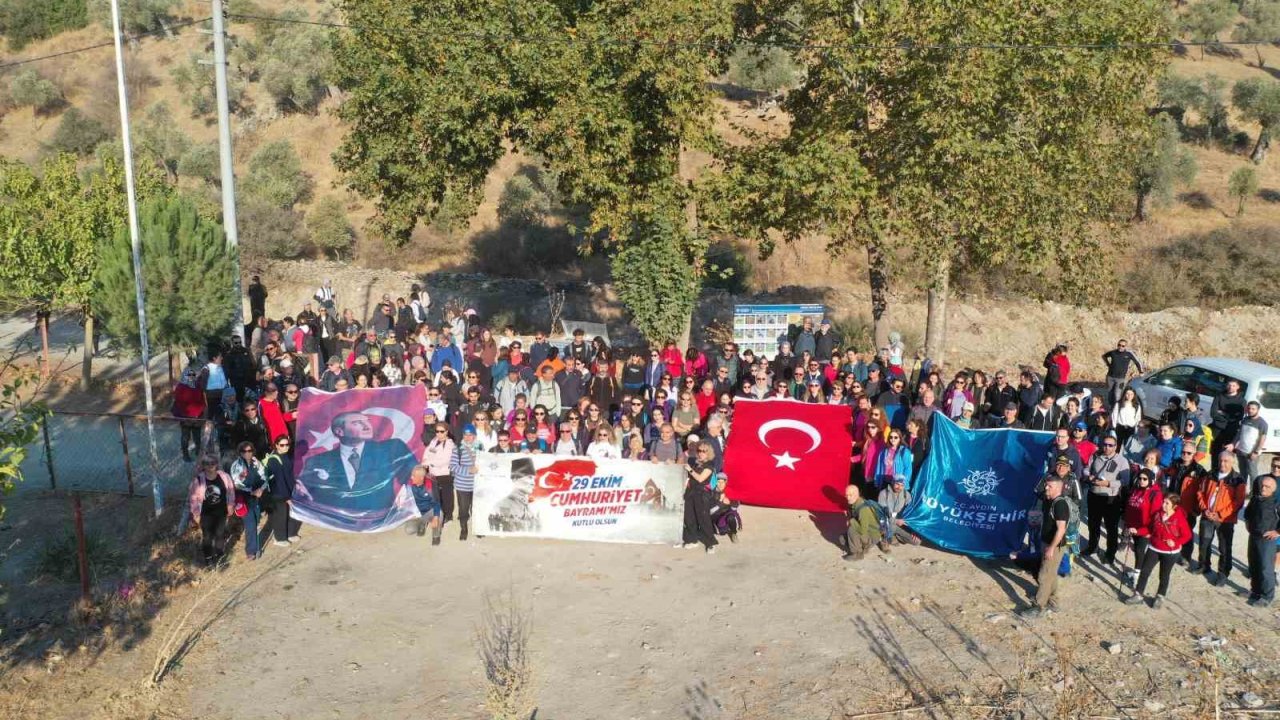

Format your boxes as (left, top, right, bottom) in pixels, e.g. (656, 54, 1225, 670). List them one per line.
(679, 442, 719, 553)
(1019, 476, 1074, 619)
(408, 466, 443, 546)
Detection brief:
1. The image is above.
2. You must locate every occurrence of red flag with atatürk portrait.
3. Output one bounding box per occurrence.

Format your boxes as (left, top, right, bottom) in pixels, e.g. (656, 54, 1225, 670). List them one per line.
(722, 399, 853, 513)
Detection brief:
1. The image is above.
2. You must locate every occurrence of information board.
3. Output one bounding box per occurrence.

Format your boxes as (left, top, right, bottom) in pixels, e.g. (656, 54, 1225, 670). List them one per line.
(732, 304, 826, 360)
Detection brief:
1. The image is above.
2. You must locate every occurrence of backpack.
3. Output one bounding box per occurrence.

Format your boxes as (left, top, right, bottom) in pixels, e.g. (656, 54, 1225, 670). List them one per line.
(1054, 495, 1081, 551)
(861, 499, 894, 540)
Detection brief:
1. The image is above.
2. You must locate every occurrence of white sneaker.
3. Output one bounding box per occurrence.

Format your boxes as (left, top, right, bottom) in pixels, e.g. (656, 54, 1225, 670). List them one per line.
(706, 547, 716, 555)
(672, 542, 686, 548)
(273, 540, 292, 547)
(682, 543, 700, 549)
(288, 536, 301, 542)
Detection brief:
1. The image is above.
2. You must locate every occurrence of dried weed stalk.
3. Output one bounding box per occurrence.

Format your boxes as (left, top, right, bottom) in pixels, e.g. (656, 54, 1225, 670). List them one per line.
(475, 587, 535, 720)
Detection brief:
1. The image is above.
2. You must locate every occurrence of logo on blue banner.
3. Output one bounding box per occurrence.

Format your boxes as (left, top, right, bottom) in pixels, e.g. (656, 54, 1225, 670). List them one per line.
(902, 416, 1055, 558)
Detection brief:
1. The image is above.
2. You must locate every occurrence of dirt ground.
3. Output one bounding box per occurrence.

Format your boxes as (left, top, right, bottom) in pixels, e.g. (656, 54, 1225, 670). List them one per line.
(4, 493, 1276, 720)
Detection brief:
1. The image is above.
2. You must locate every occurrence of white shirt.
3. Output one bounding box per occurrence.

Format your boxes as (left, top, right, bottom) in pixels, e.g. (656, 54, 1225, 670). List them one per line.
(340, 441, 365, 489)
(587, 441, 620, 460)
(554, 439, 579, 456)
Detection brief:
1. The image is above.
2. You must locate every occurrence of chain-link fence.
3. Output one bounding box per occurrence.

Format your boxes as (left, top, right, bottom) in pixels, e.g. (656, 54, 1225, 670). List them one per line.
(18, 411, 199, 500)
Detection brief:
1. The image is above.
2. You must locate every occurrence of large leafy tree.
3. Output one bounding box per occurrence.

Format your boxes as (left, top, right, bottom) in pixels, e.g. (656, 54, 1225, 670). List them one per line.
(332, 0, 736, 345)
(95, 194, 238, 356)
(1134, 115, 1198, 222)
(1232, 77, 1280, 164)
(721, 0, 1168, 363)
(0, 154, 164, 389)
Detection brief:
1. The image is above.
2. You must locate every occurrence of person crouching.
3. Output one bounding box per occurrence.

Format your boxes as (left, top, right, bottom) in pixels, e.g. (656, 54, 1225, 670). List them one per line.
(409, 466, 443, 546)
(844, 484, 883, 561)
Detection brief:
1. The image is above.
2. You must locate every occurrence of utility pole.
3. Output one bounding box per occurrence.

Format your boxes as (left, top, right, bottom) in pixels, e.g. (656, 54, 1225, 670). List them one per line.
(206, 0, 244, 339)
(109, 0, 164, 517)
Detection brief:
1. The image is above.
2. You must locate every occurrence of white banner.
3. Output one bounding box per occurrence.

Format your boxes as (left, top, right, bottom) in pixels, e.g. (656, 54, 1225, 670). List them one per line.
(473, 453, 685, 544)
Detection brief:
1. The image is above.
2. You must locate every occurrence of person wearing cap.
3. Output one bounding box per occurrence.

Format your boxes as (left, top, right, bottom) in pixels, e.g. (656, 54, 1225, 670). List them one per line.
(1070, 420, 1097, 466)
(276, 354, 308, 390)
(1081, 431, 1130, 564)
(986, 401, 1025, 430)
(955, 401, 976, 429)
(1043, 428, 1083, 486)
(1018, 474, 1072, 619)
(448, 425, 479, 540)
(1123, 467, 1163, 582)
(319, 356, 352, 392)
(878, 476, 921, 546)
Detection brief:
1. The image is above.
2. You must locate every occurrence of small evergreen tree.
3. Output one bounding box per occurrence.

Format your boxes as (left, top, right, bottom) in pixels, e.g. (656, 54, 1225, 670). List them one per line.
(497, 175, 551, 227)
(306, 196, 355, 260)
(240, 140, 313, 209)
(48, 108, 110, 156)
(1232, 77, 1280, 164)
(7, 70, 61, 119)
(1228, 166, 1260, 215)
(95, 194, 237, 354)
(1134, 115, 1197, 221)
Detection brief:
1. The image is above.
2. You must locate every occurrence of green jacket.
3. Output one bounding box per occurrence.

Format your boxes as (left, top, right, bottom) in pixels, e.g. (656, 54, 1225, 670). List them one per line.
(848, 500, 883, 541)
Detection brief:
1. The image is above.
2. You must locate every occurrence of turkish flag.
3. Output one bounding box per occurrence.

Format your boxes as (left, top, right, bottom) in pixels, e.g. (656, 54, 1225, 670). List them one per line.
(723, 399, 853, 513)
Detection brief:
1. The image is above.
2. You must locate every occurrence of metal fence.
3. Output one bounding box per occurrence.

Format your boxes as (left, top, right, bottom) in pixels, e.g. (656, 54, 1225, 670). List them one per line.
(18, 410, 198, 500)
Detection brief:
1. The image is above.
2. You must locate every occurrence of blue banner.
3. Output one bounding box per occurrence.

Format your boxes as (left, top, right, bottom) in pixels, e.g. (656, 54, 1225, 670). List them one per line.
(901, 416, 1055, 558)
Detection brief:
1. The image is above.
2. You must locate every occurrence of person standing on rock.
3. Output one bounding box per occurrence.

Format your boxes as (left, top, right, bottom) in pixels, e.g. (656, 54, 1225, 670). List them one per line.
(313, 279, 336, 311)
(1101, 339, 1142, 406)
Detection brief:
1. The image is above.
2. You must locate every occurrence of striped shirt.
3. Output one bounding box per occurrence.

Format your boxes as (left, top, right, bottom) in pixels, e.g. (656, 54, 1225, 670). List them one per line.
(450, 444, 477, 492)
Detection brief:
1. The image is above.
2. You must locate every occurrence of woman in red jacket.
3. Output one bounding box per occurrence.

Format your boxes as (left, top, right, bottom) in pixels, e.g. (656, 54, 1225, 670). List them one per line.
(1126, 492, 1192, 609)
(1124, 468, 1163, 579)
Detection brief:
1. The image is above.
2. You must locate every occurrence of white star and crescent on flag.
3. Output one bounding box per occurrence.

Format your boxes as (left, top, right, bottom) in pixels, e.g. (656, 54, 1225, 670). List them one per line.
(756, 418, 823, 470)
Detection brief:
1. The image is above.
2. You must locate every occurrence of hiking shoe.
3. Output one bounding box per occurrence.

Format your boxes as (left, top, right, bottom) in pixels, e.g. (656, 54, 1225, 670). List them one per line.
(1212, 574, 1228, 587)
(1124, 593, 1145, 605)
(1187, 562, 1204, 574)
(877, 541, 892, 553)
(1151, 596, 1164, 610)
(288, 535, 301, 543)
(431, 535, 441, 546)
(728, 532, 738, 544)
(682, 543, 700, 549)
(1046, 599, 1060, 613)
(842, 552, 862, 562)
(706, 547, 716, 555)
(273, 540, 291, 547)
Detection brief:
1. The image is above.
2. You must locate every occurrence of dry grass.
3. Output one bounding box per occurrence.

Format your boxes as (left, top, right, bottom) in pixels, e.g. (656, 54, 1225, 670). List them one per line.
(475, 587, 536, 720)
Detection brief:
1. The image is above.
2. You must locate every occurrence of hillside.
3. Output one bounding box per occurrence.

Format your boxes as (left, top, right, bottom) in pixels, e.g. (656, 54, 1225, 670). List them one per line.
(2, 0, 1280, 307)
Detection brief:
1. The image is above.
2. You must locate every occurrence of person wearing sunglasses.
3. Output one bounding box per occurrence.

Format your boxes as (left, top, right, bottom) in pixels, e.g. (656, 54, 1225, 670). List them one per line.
(423, 423, 457, 527)
(1123, 467, 1164, 586)
(642, 349, 664, 399)
(187, 455, 235, 565)
(263, 435, 300, 547)
(1081, 432, 1130, 565)
(230, 441, 269, 559)
(587, 426, 620, 460)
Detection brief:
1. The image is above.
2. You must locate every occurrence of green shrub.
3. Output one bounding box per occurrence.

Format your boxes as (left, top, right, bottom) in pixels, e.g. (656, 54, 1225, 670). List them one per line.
(7, 69, 61, 114)
(47, 108, 110, 156)
(34, 532, 125, 583)
(306, 195, 355, 260)
(0, 0, 88, 50)
(703, 240, 751, 294)
(177, 143, 220, 184)
(1123, 226, 1280, 311)
(239, 200, 308, 259)
(497, 175, 551, 227)
(240, 140, 313, 209)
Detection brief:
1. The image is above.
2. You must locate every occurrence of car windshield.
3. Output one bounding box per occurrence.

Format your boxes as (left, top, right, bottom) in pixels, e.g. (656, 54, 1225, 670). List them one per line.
(1258, 381, 1280, 410)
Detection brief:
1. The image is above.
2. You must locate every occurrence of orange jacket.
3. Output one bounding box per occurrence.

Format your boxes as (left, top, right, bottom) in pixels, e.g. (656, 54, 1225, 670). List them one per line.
(1177, 469, 1203, 518)
(1197, 471, 1248, 524)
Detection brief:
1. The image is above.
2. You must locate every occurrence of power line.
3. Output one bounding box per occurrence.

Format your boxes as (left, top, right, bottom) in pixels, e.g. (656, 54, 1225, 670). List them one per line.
(228, 12, 1280, 53)
(0, 17, 212, 72)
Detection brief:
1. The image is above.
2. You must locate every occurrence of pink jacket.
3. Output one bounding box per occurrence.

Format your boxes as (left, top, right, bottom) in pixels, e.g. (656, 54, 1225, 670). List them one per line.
(188, 470, 234, 519)
(423, 437, 454, 477)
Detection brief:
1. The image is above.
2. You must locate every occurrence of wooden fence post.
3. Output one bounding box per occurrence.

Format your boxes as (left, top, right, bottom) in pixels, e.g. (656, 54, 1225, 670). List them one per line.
(72, 494, 91, 604)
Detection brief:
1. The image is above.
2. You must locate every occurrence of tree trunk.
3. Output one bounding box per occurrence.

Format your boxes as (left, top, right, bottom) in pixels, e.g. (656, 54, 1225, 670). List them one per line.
(38, 310, 51, 379)
(1135, 188, 1150, 222)
(80, 312, 94, 391)
(866, 242, 891, 348)
(678, 143, 698, 351)
(924, 256, 951, 367)
(1250, 127, 1270, 164)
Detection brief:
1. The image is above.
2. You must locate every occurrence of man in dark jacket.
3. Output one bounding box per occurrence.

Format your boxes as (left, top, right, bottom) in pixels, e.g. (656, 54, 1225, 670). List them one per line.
(710, 344, 741, 386)
(1245, 473, 1279, 607)
(556, 356, 589, 410)
(223, 336, 255, 401)
(230, 403, 271, 457)
(772, 341, 798, 381)
(1026, 393, 1061, 432)
(1017, 371, 1043, 421)
(814, 320, 838, 365)
(984, 370, 1019, 423)
(1209, 380, 1246, 458)
(563, 328, 592, 365)
(1101, 339, 1142, 406)
(986, 401, 1026, 429)
(246, 275, 268, 321)
(319, 356, 353, 392)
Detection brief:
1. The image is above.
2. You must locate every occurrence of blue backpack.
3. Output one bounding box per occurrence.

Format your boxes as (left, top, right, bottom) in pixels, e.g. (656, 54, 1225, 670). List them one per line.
(860, 499, 894, 539)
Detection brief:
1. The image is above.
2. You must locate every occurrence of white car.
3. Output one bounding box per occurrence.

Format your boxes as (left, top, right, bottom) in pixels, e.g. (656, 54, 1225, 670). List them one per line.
(1129, 357, 1280, 452)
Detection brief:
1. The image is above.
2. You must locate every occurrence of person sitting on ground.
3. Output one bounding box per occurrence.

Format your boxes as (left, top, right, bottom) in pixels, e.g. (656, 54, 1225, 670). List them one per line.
(843, 483, 884, 562)
(1125, 491, 1192, 610)
(408, 465, 443, 546)
(878, 478, 922, 546)
(709, 476, 742, 543)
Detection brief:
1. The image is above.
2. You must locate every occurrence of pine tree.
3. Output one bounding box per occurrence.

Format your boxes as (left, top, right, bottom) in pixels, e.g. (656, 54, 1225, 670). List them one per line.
(95, 194, 238, 354)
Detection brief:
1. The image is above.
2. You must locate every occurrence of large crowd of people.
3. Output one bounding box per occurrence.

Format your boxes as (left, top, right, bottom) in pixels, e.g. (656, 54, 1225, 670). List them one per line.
(175, 277, 1280, 615)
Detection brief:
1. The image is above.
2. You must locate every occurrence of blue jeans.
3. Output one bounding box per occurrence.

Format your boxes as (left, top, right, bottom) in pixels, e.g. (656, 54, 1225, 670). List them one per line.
(242, 498, 262, 558)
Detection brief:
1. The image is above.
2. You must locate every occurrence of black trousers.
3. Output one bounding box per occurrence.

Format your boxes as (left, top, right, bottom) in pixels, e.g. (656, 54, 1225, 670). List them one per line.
(433, 475, 455, 521)
(200, 508, 228, 563)
(1136, 550, 1178, 597)
(1132, 535, 1150, 571)
(456, 489, 473, 527)
(682, 488, 717, 548)
(264, 496, 298, 541)
(1085, 494, 1122, 560)
(1197, 519, 1236, 577)
(1248, 533, 1277, 602)
(1181, 514, 1198, 562)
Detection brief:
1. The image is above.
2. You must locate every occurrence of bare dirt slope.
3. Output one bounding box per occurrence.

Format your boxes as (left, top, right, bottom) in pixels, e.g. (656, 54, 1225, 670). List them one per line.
(162, 507, 1279, 720)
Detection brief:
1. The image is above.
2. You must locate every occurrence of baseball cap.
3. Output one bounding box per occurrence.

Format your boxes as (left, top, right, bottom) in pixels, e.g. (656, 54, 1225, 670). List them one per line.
(1071, 420, 1087, 431)
(1055, 454, 1071, 467)
(1004, 401, 1018, 412)
(463, 424, 476, 435)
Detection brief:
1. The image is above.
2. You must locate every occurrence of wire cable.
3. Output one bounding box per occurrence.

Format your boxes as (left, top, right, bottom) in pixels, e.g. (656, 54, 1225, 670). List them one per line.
(0, 17, 212, 72)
